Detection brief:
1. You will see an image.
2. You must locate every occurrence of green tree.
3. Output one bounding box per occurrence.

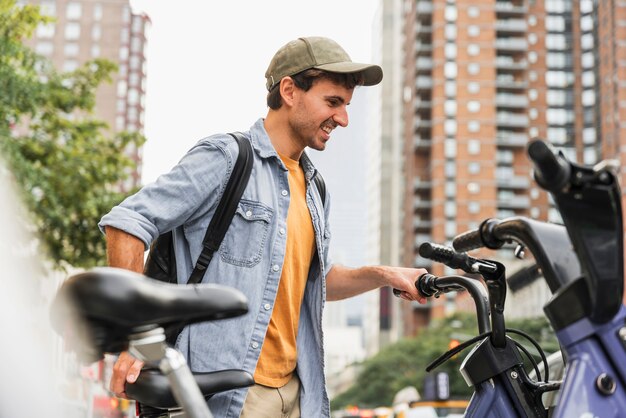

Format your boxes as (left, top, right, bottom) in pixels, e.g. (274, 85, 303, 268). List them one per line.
(0, 0, 144, 268)
(331, 313, 558, 410)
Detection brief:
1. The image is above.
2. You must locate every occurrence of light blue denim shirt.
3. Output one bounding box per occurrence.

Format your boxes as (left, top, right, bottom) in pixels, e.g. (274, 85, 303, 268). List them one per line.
(99, 118, 333, 417)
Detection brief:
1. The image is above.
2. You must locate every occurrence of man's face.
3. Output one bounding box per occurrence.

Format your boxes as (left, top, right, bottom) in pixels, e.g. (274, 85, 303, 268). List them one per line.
(287, 78, 354, 151)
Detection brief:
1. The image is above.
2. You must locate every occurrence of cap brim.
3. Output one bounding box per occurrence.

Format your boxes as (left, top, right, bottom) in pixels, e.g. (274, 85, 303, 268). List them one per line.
(314, 61, 383, 86)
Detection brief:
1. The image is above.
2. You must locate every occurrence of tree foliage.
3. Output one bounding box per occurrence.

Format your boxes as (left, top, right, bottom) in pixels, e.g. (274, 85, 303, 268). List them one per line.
(331, 313, 558, 410)
(0, 0, 144, 268)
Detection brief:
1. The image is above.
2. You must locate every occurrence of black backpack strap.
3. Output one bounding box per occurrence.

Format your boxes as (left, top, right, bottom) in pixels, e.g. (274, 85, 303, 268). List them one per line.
(187, 132, 254, 284)
(313, 171, 326, 207)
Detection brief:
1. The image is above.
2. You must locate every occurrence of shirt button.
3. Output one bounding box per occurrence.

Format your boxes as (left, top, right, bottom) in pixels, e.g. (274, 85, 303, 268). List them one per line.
(281, 190, 288, 196)
(245, 210, 252, 217)
(264, 303, 271, 311)
(279, 228, 286, 235)
(272, 264, 280, 272)
(251, 342, 259, 349)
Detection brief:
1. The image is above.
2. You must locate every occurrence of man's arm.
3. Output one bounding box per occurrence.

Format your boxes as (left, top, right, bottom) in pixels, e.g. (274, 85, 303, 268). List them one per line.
(325, 264, 427, 303)
(105, 226, 145, 273)
(104, 226, 146, 397)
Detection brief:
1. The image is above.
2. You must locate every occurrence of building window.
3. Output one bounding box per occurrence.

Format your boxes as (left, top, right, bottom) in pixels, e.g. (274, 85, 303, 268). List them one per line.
(467, 101, 480, 113)
(63, 60, 78, 72)
(528, 89, 538, 101)
(580, 0, 593, 13)
(467, 44, 480, 56)
(529, 108, 538, 120)
(582, 90, 595, 106)
(445, 43, 457, 59)
(468, 63, 480, 75)
(445, 181, 456, 198)
(445, 100, 457, 116)
(546, 127, 567, 144)
(467, 6, 479, 18)
(580, 15, 593, 31)
(445, 221, 457, 237)
(468, 25, 480, 37)
(445, 5, 457, 21)
(445, 62, 457, 78)
(445, 81, 456, 97)
(583, 128, 596, 144)
(583, 148, 597, 164)
(468, 121, 480, 133)
(528, 15, 537, 26)
(64, 43, 79, 56)
(445, 119, 457, 135)
(528, 33, 538, 45)
(468, 162, 481, 174)
(468, 202, 481, 214)
(445, 24, 457, 40)
(581, 34, 594, 49)
(445, 139, 457, 158)
(91, 45, 100, 57)
(545, 34, 567, 50)
(64, 23, 80, 40)
(35, 41, 53, 56)
(36, 23, 55, 38)
(467, 82, 480, 94)
(582, 71, 595, 87)
(581, 52, 594, 69)
(467, 182, 480, 194)
(66, 2, 82, 19)
(528, 51, 537, 63)
(445, 161, 457, 177)
(117, 80, 128, 97)
(92, 24, 101, 40)
(468, 139, 480, 154)
(545, 16, 565, 32)
(93, 3, 103, 20)
(40, 0, 56, 16)
(445, 201, 457, 217)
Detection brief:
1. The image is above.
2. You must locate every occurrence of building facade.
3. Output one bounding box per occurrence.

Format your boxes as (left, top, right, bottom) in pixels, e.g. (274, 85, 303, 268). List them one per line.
(399, 0, 626, 335)
(24, 0, 149, 190)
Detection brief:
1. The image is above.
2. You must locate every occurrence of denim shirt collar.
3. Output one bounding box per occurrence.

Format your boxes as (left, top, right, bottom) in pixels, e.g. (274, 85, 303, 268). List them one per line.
(250, 118, 318, 182)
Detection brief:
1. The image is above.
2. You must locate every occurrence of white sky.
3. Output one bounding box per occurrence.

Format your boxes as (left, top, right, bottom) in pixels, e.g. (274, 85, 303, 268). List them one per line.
(129, 0, 378, 184)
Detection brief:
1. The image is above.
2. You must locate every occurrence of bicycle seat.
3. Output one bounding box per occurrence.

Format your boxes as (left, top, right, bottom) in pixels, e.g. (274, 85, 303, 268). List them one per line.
(50, 267, 248, 360)
(127, 369, 254, 409)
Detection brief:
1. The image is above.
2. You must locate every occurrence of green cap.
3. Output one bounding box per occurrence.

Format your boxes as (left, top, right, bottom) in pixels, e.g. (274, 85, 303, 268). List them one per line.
(265, 36, 383, 91)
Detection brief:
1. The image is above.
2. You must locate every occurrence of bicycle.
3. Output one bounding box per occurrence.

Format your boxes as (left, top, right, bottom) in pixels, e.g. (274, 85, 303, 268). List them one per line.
(51, 267, 255, 418)
(398, 139, 626, 417)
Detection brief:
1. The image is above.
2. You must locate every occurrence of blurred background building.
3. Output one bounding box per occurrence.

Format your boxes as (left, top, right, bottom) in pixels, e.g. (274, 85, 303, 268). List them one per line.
(23, 0, 149, 191)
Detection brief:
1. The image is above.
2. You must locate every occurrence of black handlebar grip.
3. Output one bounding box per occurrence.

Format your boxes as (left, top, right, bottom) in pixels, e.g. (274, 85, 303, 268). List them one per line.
(527, 139, 570, 192)
(419, 242, 455, 263)
(452, 229, 484, 252)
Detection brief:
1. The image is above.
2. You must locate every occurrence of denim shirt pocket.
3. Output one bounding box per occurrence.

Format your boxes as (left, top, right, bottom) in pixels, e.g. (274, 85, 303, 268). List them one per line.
(218, 199, 273, 267)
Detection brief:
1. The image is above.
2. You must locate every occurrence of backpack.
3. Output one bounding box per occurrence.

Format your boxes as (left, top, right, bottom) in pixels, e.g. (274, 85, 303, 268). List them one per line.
(143, 133, 326, 342)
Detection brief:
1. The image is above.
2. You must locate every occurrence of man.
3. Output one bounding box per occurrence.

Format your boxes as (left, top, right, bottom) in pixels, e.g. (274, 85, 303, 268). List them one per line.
(99, 36, 427, 418)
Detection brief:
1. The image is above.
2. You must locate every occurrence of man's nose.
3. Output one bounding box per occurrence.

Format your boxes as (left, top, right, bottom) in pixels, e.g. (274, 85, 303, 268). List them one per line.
(333, 108, 349, 128)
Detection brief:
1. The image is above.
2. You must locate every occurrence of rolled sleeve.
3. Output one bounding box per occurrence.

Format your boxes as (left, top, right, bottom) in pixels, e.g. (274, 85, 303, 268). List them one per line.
(98, 137, 234, 249)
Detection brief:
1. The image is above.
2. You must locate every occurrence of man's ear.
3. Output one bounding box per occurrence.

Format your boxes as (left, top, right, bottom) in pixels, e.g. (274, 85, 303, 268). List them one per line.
(279, 77, 296, 107)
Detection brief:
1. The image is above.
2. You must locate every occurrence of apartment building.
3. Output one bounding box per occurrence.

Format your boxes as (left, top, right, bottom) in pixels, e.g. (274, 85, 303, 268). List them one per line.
(24, 0, 149, 190)
(399, 0, 626, 335)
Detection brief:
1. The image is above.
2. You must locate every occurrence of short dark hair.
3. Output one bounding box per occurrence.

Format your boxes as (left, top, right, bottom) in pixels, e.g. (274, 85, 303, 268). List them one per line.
(266, 69, 364, 110)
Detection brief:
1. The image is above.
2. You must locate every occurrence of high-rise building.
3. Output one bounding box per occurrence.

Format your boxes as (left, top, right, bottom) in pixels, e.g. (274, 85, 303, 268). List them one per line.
(399, 0, 626, 336)
(24, 0, 149, 190)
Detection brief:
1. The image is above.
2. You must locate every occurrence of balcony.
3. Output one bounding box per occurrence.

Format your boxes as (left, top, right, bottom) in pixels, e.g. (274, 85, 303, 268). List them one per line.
(496, 76, 527, 89)
(415, 99, 432, 111)
(416, 76, 433, 89)
(497, 131, 528, 147)
(495, 19, 527, 33)
(416, 57, 433, 72)
(416, 23, 433, 38)
(495, 1, 527, 15)
(414, 198, 433, 211)
(497, 176, 530, 189)
(496, 93, 528, 108)
(415, 42, 433, 55)
(497, 112, 529, 128)
(495, 37, 528, 51)
(414, 118, 433, 131)
(414, 137, 432, 152)
(495, 57, 528, 71)
(414, 218, 433, 230)
(498, 195, 530, 209)
(416, 1, 433, 15)
(414, 178, 433, 190)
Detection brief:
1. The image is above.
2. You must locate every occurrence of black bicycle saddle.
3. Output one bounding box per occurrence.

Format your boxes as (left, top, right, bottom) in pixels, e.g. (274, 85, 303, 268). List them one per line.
(127, 368, 254, 409)
(50, 267, 248, 361)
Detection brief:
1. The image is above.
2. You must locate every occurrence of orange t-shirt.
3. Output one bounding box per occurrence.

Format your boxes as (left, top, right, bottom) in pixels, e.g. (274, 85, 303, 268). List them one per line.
(254, 154, 315, 387)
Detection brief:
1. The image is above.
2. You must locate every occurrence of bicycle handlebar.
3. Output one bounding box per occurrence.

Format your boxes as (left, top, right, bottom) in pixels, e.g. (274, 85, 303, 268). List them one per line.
(419, 242, 497, 274)
(527, 140, 570, 192)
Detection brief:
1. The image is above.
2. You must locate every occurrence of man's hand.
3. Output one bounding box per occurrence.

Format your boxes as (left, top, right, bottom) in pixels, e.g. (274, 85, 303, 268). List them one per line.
(381, 266, 427, 304)
(110, 351, 144, 398)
